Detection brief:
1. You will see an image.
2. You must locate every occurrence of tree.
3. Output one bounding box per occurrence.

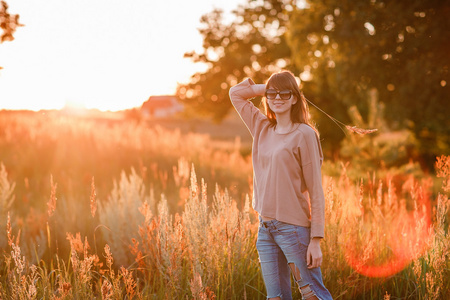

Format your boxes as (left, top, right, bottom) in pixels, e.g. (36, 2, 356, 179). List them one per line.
(287, 0, 450, 166)
(177, 0, 293, 122)
(0, 1, 21, 43)
(176, 0, 383, 154)
(0, 0, 22, 70)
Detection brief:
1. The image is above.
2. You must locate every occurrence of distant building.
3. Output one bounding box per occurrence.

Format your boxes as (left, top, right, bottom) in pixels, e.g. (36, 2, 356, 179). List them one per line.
(141, 95, 183, 118)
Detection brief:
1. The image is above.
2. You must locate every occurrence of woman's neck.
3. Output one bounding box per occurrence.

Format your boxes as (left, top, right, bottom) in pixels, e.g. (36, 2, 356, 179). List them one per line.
(275, 113, 293, 133)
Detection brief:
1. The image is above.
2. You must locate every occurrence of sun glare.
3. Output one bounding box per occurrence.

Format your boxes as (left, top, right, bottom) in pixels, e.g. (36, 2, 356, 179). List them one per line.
(344, 177, 433, 278)
(0, 0, 232, 112)
(61, 100, 87, 115)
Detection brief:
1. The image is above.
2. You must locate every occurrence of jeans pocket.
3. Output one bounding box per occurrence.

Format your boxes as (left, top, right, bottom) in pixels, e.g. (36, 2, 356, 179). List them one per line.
(274, 221, 298, 236)
(294, 225, 311, 247)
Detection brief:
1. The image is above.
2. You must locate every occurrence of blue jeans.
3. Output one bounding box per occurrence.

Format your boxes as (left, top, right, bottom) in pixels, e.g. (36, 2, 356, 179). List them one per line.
(256, 218, 333, 300)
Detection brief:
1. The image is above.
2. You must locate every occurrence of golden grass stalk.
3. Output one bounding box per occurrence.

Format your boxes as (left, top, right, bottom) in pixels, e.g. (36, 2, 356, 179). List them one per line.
(0, 112, 449, 299)
(47, 175, 57, 217)
(120, 266, 137, 299)
(0, 162, 15, 212)
(436, 155, 450, 192)
(90, 176, 97, 218)
(99, 168, 148, 266)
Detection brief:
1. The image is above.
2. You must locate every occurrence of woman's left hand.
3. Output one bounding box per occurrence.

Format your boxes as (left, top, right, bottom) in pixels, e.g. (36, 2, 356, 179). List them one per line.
(307, 238, 323, 269)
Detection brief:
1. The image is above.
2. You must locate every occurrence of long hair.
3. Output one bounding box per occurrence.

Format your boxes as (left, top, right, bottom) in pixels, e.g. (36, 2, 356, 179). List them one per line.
(262, 71, 318, 135)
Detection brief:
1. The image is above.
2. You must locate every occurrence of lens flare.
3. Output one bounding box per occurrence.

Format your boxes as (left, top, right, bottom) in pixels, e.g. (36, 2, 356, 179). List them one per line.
(344, 177, 433, 278)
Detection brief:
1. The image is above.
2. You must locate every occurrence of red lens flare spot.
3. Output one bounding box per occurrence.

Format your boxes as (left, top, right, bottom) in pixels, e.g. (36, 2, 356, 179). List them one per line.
(344, 177, 433, 278)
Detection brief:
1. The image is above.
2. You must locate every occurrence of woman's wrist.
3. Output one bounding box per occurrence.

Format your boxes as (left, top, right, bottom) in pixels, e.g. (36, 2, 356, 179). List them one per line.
(252, 84, 266, 96)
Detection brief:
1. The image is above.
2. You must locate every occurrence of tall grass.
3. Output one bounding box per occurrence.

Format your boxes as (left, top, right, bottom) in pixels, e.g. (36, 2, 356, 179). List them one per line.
(0, 111, 449, 299)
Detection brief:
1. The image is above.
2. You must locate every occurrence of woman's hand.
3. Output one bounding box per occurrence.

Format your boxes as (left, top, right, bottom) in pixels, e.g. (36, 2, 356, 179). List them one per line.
(307, 238, 323, 269)
(229, 79, 265, 100)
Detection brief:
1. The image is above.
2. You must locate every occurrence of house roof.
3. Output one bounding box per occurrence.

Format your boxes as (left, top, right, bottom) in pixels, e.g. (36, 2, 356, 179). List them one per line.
(141, 96, 179, 109)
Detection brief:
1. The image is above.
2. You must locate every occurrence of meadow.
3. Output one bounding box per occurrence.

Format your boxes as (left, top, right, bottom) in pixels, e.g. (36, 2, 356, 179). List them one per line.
(0, 110, 449, 299)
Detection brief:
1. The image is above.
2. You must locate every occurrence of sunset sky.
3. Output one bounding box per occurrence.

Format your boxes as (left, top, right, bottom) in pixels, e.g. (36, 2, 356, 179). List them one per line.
(0, 0, 244, 111)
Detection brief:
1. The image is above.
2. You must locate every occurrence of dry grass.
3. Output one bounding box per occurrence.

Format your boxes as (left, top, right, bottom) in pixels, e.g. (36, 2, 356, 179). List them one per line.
(0, 111, 448, 299)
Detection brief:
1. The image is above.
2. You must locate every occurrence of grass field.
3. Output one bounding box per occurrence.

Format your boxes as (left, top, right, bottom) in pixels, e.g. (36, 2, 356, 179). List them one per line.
(0, 110, 448, 299)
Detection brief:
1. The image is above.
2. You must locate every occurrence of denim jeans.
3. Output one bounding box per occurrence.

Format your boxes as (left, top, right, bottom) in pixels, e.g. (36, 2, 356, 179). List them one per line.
(256, 218, 333, 300)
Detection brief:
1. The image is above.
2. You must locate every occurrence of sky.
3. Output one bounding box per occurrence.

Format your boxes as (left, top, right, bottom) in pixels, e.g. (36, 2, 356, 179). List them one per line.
(0, 0, 245, 111)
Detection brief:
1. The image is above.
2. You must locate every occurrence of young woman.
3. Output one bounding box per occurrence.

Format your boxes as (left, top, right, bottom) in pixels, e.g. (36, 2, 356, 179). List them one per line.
(229, 71, 333, 300)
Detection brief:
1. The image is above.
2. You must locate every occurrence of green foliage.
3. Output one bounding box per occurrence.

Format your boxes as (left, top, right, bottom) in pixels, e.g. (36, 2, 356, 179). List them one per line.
(180, 0, 449, 165)
(287, 0, 450, 165)
(177, 0, 293, 122)
(339, 89, 422, 180)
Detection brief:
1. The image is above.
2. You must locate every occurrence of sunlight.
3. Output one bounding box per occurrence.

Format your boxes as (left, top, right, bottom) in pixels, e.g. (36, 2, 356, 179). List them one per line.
(0, 0, 241, 111)
(344, 177, 433, 278)
(61, 100, 88, 115)
(364, 22, 376, 35)
(345, 212, 432, 278)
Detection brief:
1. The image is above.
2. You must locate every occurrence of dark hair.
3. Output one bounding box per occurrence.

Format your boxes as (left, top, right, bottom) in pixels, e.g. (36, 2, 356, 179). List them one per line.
(263, 71, 318, 134)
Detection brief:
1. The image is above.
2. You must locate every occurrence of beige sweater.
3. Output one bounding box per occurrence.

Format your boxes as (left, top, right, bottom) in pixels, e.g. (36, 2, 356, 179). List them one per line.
(229, 78, 325, 238)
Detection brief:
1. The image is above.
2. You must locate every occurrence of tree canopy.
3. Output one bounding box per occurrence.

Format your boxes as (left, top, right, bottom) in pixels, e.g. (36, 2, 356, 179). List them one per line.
(178, 0, 449, 165)
(0, 1, 21, 43)
(0, 0, 22, 70)
(177, 0, 293, 122)
(288, 0, 450, 163)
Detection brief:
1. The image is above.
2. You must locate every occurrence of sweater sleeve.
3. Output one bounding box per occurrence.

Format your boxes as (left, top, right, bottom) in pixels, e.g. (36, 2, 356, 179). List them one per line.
(229, 78, 266, 137)
(299, 125, 325, 238)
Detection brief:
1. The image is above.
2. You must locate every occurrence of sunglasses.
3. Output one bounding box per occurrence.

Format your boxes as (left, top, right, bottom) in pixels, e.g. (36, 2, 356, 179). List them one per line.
(265, 89, 293, 100)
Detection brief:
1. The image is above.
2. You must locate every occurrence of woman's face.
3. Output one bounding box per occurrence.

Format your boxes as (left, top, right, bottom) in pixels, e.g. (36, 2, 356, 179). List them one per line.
(265, 86, 297, 115)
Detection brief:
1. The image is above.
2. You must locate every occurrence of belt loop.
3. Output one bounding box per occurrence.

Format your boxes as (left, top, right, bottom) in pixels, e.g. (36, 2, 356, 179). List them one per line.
(259, 216, 268, 228)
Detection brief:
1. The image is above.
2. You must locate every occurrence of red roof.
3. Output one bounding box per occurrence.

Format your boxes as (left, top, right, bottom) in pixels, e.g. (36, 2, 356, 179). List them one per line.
(142, 96, 179, 109)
